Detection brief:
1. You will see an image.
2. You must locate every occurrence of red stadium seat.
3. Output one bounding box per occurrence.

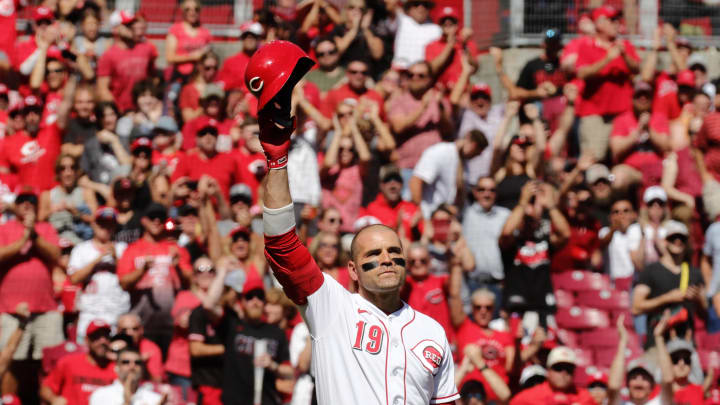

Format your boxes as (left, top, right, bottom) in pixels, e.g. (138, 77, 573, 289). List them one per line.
(556, 329, 579, 348)
(581, 328, 641, 349)
(575, 290, 630, 311)
(571, 347, 594, 367)
(699, 332, 720, 351)
(594, 345, 643, 368)
(554, 288, 575, 308)
(552, 271, 611, 292)
(556, 306, 611, 330)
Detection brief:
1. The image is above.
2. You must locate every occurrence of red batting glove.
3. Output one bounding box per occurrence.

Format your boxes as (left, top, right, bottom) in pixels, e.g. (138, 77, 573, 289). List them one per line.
(258, 112, 295, 170)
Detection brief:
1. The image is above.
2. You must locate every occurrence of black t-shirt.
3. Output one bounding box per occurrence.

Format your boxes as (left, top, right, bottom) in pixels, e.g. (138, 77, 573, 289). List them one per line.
(496, 174, 531, 210)
(637, 261, 704, 348)
(502, 217, 556, 313)
(219, 311, 289, 405)
(188, 306, 224, 387)
(516, 57, 564, 96)
(330, 24, 385, 78)
(114, 212, 142, 245)
(64, 118, 97, 145)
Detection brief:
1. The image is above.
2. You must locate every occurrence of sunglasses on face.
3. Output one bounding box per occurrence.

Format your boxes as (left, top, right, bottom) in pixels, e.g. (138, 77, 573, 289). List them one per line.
(148, 214, 167, 222)
(59, 164, 76, 171)
(47, 67, 65, 74)
(120, 326, 141, 333)
(409, 258, 429, 266)
(475, 187, 496, 193)
(648, 199, 665, 207)
(472, 304, 493, 311)
(338, 112, 354, 118)
(348, 69, 368, 76)
(244, 289, 266, 301)
(316, 49, 338, 57)
(195, 264, 215, 274)
(203, 64, 218, 70)
(119, 359, 144, 366)
(183, 7, 199, 12)
(667, 234, 688, 244)
(551, 363, 576, 374)
(671, 351, 692, 365)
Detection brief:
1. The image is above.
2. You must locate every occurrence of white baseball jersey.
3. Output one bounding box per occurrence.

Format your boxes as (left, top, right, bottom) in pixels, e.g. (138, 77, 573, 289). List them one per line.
(304, 273, 459, 405)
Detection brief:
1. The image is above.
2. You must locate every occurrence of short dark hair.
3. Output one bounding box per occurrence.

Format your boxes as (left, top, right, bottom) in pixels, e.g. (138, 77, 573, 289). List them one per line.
(350, 224, 399, 263)
(467, 129, 489, 151)
(132, 79, 163, 106)
(314, 37, 336, 51)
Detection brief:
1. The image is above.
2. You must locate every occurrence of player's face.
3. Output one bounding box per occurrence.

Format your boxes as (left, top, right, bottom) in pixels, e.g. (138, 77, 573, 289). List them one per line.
(349, 227, 406, 294)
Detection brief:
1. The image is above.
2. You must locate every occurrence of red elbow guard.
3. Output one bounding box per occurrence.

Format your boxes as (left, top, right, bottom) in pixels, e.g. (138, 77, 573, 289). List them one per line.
(264, 229, 324, 305)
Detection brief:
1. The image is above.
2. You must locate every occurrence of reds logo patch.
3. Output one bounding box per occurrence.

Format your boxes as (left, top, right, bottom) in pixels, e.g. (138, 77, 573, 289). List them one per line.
(411, 339, 444, 375)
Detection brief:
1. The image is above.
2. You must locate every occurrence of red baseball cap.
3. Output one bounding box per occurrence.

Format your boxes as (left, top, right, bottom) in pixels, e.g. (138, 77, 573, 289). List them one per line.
(32, 6, 55, 22)
(131, 137, 153, 153)
(436, 6, 459, 23)
(109, 9, 135, 28)
(587, 371, 608, 386)
(86, 319, 111, 337)
(676, 69, 695, 87)
(23, 95, 42, 109)
(470, 82, 492, 98)
(94, 206, 118, 222)
(591, 5, 619, 22)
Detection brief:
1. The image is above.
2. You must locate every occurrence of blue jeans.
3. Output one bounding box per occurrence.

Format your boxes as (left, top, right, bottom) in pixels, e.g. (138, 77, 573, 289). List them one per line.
(167, 373, 192, 400)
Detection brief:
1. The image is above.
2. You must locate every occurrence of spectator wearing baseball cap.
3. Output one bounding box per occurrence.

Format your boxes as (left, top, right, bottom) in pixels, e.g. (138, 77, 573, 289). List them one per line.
(165, 0, 212, 82)
(13, 6, 56, 76)
(639, 186, 669, 265)
(575, 4, 640, 162)
(0, 94, 62, 192)
(150, 116, 184, 177)
(217, 183, 254, 237)
(518, 365, 547, 390)
(66, 206, 130, 343)
(424, 6, 478, 91)
(586, 371, 609, 405)
(510, 346, 594, 404)
(608, 81, 669, 193)
(457, 82, 504, 182)
(657, 338, 704, 404)
(40, 319, 116, 405)
(216, 21, 262, 92)
(97, 9, 158, 112)
(633, 220, 705, 349)
(116, 202, 192, 356)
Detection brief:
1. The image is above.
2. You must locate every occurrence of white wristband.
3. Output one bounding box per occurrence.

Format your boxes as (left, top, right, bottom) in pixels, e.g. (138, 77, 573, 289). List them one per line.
(263, 203, 296, 236)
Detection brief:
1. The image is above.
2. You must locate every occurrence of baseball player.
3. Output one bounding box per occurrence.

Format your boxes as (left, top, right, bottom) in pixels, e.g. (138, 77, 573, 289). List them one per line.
(246, 41, 459, 405)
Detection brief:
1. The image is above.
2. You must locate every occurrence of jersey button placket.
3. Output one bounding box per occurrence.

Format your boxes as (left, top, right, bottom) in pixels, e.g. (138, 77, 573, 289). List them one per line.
(387, 319, 405, 405)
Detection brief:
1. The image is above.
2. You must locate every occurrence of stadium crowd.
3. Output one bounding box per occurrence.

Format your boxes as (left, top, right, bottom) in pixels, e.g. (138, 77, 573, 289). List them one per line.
(0, 0, 720, 403)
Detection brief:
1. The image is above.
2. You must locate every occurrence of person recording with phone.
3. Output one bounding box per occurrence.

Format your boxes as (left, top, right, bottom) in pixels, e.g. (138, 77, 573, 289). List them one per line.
(499, 181, 570, 325)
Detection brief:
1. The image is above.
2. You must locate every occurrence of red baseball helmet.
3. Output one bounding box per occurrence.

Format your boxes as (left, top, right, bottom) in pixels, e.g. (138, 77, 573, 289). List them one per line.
(244, 40, 315, 111)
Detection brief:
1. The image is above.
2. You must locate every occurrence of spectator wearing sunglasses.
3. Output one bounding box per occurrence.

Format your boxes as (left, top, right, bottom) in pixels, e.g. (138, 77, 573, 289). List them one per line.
(180, 51, 221, 123)
(632, 220, 706, 350)
(320, 58, 384, 119)
(658, 338, 704, 404)
(89, 346, 163, 405)
(510, 346, 595, 405)
(305, 38, 346, 94)
(117, 203, 192, 358)
(40, 320, 117, 405)
(116, 313, 164, 383)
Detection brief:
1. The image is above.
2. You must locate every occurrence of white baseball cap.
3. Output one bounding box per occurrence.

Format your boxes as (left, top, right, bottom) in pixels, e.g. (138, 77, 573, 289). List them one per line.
(643, 186, 667, 204)
(662, 220, 689, 238)
(547, 346, 576, 368)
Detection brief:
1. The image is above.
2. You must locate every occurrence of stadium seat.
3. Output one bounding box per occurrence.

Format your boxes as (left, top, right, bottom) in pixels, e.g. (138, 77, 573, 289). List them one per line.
(556, 329, 579, 348)
(556, 306, 611, 330)
(554, 288, 574, 308)
(552, 271, 611, 292)
(699, 332, 720, 351)
(571, 347, 594, 367)
(575, 290, 630, 311)
(594, 345, 643, 368)
(581, 328, 641, 349)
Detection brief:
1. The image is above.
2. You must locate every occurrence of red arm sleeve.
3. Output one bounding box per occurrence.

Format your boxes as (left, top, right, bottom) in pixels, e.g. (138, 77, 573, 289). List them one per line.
(264, 228, 325, 305)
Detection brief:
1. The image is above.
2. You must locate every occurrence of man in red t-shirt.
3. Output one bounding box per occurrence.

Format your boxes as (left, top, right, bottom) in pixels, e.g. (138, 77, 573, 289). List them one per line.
(97, 10, 157, 112)
(401, 243, 453, 340)
(320, 59, 384, 118)
(216, 21, 261, 92)
(172, 124, 238, 199)
(0, 95, 61, 191)
(13, 6, 54, 77)
(609, 81, 669, 192)
(117, 203, 192, 358)
(449, 260, 513, 401)
(117, 313, 164, 382)
(510, 347, 595, 405)
(360, 165, 422, 241)
(0, 0, 27, 66)
(425, 6, 478, 92)
(575, 5, 640, 162)
(40, 320, 116, 405)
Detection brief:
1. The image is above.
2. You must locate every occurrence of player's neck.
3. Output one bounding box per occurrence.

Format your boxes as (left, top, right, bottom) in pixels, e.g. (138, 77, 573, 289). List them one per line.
(360, 289, 403, 315)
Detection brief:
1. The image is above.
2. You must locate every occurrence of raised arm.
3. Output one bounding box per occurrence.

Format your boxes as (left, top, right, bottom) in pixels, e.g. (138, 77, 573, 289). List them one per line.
(607, 315, 628, 405)
(653, 311, 676, 404)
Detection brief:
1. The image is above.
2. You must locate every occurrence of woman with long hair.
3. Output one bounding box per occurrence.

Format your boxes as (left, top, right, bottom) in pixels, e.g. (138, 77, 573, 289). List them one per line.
(179, 51, 220, 123)
(308, 231, 352, 291)
(165, 0, 212, 84)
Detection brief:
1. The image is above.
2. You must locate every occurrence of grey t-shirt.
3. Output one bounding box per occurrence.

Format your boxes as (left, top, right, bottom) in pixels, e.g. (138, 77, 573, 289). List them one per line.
(703, 221, 720, 298)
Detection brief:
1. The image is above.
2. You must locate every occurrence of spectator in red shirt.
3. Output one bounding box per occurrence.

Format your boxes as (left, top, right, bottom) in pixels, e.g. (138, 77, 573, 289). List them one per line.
(173, 124, 238, 199)
(97, 10, 157, 112)
(425, 6, 478, 92)
(179, 51, 220, 123)
(181, 85, 234, 151)
(361, 165, 422, 241)
(165, 0, 211, 83)
(449, 258, 513, 400)
(216, 21, 262, 93)
(320, 58, 384, 119)
(29, 46, 68, 128)
(39, 320, 116, 405)
(575, 5, 640, 162)
(229, 117, 266, 202)
(0, 95, 62, 191)
(609, 81, 670, 192)
(13, 6, 56, 77)
(552, 183, 602, 272)
(116, 313, 164, 383)
(510, 347, 595, 404)
(117, 203, 192, 358)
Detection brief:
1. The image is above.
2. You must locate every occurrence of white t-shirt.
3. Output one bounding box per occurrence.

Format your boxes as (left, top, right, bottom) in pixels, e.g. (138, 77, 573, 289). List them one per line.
(413, 142, 459, 218)
(393, 11, 441, 66)
(599, 223, 643, 279)
(289, 322, 314, 405)
(68, 240, 130, 340)
(89, 381, 162, 405)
